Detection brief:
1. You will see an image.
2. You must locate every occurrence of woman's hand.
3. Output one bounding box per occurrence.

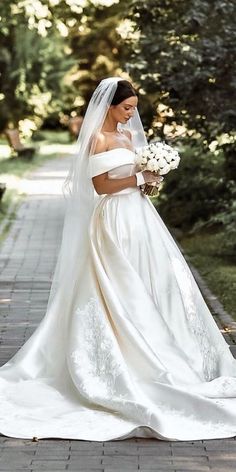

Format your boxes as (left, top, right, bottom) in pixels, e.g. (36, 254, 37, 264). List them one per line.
(142, 171, 164, 185)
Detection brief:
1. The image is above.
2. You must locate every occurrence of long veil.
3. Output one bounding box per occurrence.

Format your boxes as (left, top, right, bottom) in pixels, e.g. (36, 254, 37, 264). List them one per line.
(0, 77, 147, 380)
(1, 78, 236, 444)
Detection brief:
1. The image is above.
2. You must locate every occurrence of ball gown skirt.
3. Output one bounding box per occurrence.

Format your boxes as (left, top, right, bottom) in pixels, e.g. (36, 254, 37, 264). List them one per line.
(0, 148, 236, 441)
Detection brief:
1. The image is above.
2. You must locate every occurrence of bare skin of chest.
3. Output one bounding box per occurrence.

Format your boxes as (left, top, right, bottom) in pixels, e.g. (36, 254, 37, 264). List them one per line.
(104, 131, 133, 151)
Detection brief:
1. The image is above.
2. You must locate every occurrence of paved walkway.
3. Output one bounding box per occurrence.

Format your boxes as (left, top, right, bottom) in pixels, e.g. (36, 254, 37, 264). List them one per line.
(0, 153, 236, 471)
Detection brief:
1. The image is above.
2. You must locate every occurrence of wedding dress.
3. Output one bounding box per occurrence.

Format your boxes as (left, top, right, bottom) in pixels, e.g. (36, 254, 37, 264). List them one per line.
(0, 146, 236, 442)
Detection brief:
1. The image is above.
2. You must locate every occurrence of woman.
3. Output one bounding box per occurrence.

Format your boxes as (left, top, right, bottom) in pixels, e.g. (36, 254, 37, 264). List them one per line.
(0, 77, 236, 442)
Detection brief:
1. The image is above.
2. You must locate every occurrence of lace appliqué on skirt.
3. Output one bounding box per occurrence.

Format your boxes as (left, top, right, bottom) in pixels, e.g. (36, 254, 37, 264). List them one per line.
(69, 297, 126, 400)
(172, 258, 224, 381)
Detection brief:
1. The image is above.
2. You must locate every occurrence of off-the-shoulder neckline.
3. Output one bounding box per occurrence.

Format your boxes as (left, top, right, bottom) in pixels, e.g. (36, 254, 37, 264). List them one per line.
(90, 147, 135, 158)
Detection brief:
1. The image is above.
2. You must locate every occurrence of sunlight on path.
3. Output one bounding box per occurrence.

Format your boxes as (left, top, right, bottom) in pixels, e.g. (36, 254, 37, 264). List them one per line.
(0, 143, 77, 197)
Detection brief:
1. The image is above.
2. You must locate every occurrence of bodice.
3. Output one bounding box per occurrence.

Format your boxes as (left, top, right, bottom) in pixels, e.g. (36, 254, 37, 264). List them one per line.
(88, 148, 140, 196)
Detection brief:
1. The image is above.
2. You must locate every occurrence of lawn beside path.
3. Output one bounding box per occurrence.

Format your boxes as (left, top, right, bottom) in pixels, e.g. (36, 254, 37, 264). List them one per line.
(180, 232, 236, 323)
(0, 136, 236, 471)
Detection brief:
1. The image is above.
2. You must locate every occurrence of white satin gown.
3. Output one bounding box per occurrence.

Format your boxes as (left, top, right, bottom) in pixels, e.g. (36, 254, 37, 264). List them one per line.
(0, 147, 236, 441)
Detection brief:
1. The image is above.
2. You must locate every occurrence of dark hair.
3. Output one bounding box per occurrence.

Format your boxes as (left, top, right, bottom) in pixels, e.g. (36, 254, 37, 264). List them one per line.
(111, 80, 137, 106)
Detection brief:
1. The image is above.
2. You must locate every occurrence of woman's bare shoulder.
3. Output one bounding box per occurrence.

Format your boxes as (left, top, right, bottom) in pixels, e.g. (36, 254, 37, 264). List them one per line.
(90, 131, 108, 156)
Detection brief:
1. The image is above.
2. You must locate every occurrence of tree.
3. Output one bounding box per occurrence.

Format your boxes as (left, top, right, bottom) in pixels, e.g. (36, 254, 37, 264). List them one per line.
(124, 0, 236, 150)
(0, 1, 78, 134)
(121, 0, 236, 249)
(63, 0, 131, 116)
(0, 0, 131, 133)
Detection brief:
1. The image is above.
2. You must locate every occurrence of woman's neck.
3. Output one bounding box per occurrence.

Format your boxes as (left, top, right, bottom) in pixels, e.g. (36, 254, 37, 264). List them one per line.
(102, 115, 118, 133)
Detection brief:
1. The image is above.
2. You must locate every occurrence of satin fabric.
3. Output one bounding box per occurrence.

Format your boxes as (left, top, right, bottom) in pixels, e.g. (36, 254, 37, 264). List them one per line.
(0, 147, 236, 441)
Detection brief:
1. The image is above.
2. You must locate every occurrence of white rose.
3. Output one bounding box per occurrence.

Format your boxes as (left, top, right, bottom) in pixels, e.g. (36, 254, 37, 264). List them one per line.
(165, 153, 172, 163)
(151, 151, 159, 160)
(161, 150, 169, 160)
(142, 149, 150, 158)
(169, 159, 180, 170)
(141, 156, 148, 164)
(146, 158, 158, 171)
(158, 157, 167, 168)
(152, 160, 160, 172)
(149, 144, 155, 152)
(159, 163, 171, 175)
(153, 149, 162, 159)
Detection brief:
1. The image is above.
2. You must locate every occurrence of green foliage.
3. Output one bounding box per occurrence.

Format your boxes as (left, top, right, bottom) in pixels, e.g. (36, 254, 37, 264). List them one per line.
(198, 184, 236, 256)
(0, 0, 131, 132)
(65, 0, 129, 115)
(122, 0, 236, 252)
(126, 0, 236, 142)
(0, 1, 77, 132)
(180, 231, 236, 319)
(156, 145, 224, 226)
(155, 144, 235, 255)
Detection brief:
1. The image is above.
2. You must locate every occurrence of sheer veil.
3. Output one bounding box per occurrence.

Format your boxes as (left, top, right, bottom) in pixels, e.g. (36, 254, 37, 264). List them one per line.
(45, 77, 147, 317)
(4, 77, 147, 377)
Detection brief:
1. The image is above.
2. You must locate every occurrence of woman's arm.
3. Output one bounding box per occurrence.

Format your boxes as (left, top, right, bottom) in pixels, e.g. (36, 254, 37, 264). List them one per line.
(92, 172, 138, 195)
(92, 170, 163, 195)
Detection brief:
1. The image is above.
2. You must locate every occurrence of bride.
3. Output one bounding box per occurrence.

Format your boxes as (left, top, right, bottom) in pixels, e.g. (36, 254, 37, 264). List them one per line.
(0, 77, 236, 442)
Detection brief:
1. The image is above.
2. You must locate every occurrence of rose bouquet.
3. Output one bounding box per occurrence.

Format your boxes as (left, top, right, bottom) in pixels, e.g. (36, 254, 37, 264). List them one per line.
(135, 141, 181, 196)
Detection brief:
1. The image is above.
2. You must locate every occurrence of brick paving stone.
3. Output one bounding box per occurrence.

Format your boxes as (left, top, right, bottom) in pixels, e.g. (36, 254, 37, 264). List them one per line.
(68, 470, 103, 472)
(70, 451, 105, 457)
(204, 441, 236, 451)
(0, 459, 33, 470)
(67, 457, 104, 470)
(70, 441, 104, 451)
(207, 451, 236, 458)
(137, 447, 172, 455)
(103, 469, 137, 472)
(103, 446, 138, 456)
(171, 448, 207, 456)
(102, 455, 138, 467)
(138, 468, 176, 472)
(34, 454, 70, 460)
(173, 469, 210, 472)
(30, 461, 68, 470)
(1, 153, 236, 472)
(139, 457, 174, 466)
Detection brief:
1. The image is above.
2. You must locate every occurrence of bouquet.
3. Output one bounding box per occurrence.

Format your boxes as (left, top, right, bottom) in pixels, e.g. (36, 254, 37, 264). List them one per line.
(135, 141, 181, 196)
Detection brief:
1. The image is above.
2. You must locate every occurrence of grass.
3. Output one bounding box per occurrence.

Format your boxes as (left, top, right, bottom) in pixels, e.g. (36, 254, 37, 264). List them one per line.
(179, 231, 236, 321)
(31, 129, 72, 144)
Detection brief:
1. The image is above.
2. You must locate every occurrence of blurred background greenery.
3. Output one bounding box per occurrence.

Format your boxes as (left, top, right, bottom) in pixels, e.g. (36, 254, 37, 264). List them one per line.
(0, 0, 235, 316)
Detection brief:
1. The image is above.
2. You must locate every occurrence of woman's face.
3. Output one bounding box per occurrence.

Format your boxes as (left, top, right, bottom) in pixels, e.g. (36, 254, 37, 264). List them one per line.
(109, 95, 138, 124)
